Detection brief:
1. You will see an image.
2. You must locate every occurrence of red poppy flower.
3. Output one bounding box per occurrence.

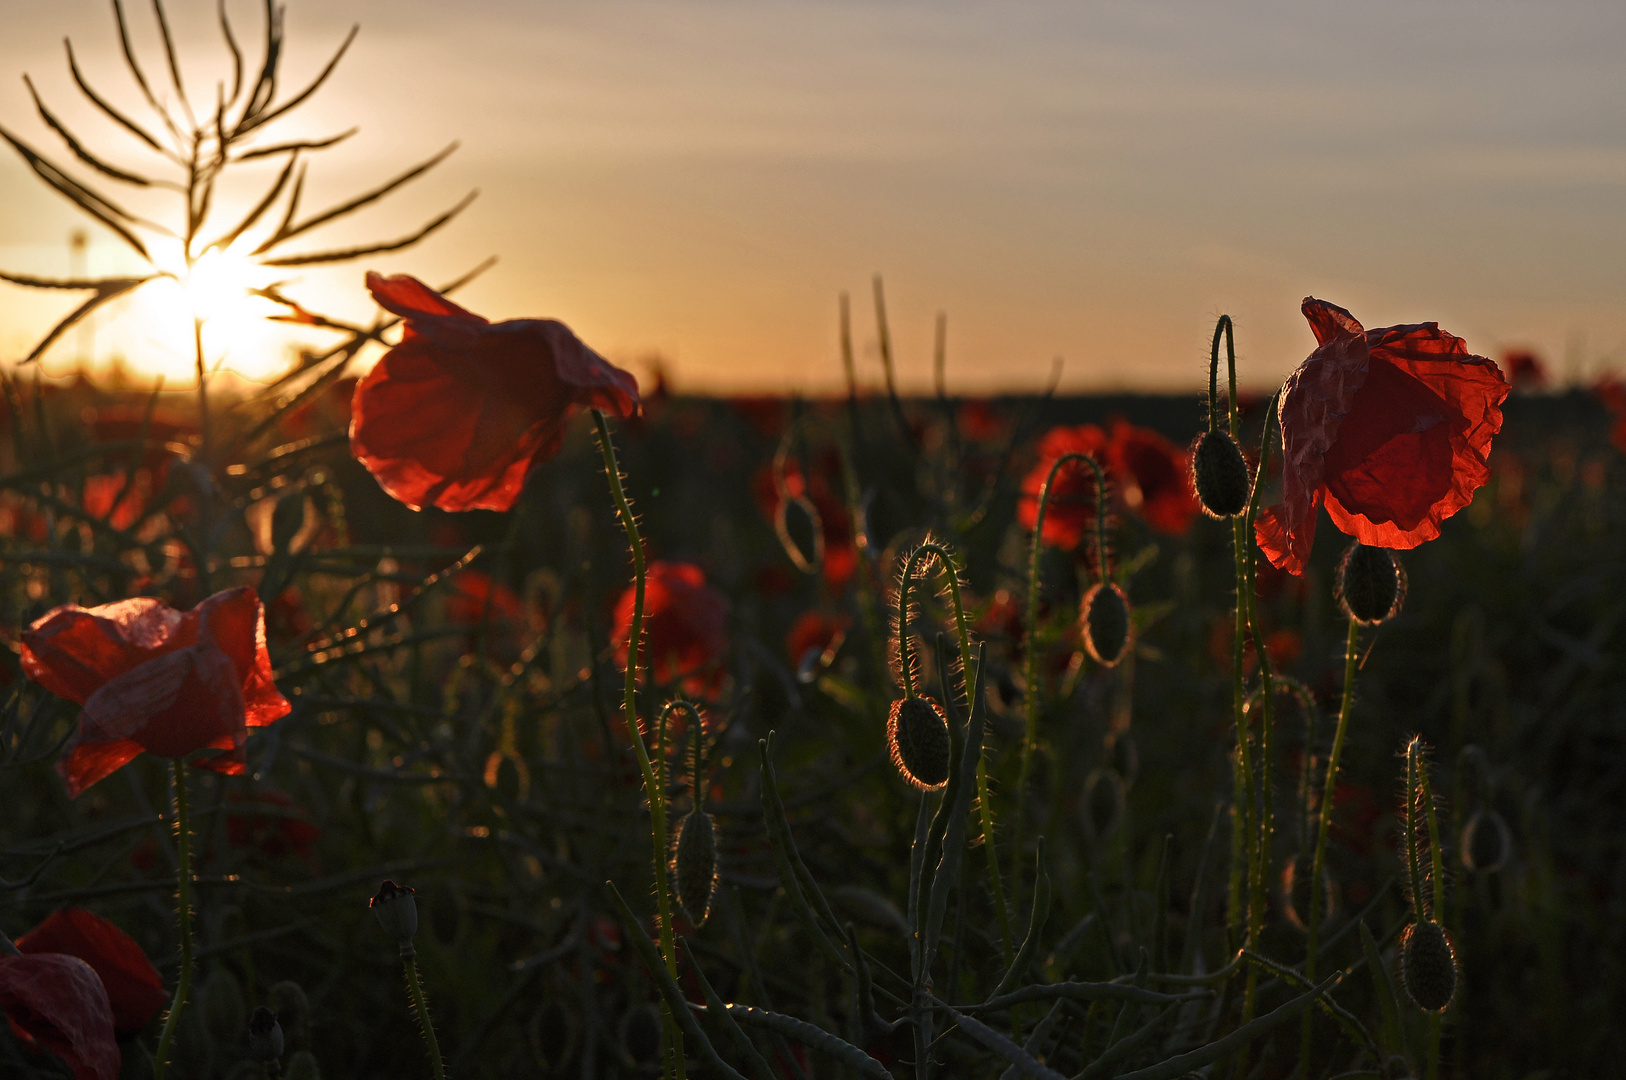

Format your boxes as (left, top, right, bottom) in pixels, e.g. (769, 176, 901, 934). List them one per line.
(1017, 425, 1109, 550)
(351, 272, 641, 513)
(16, 909, 165, 1036)
(1593, 377, 1626, 454)
(0, 952, 119, 1080)
(750, 458, 858, 590)
(1255, 298, 1508, 575)
(1104, 419, 1198, 535)
(612, 562, 729, 695)
(445, 571, 526, 628)
(785, 611, 848, 670)
(1501, 350, 1548, 392)
(225, 789, 323, 863)
(20, 586, 291, 796)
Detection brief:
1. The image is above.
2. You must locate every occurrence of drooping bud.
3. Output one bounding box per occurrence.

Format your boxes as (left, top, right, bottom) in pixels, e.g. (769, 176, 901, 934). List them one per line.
(1336, 543, 1405, 624)
(887, 696, 952, 790)
(671, 810, 718, 924)
(248, 1006, 284, 1062)
(1279, 853, 1338, 932)
(370, 880, 419, 956)
(1191, 429, 1251, 517)
(1081, 582, 1131, 666)
(1398, 918, 1457, 1012)
(1460, 810, 1512, 874)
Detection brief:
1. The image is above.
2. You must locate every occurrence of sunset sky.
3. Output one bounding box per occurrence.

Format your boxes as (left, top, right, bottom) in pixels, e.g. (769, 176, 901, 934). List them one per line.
(2, 0, 1623, 394)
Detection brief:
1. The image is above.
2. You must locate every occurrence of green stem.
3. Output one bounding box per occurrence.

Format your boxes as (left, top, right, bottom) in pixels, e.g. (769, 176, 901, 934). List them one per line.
(403, 956, 446, 1080)
(1301, 617, 1361, 1069)
(899, 541, 1011, 961)
(1232, 514, 1261, 1029)
(592, 409, 687, 1080)
(153, 760, 195, 1080)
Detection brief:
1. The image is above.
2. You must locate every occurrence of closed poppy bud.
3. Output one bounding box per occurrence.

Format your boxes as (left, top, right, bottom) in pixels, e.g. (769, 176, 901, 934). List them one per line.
(887, 696, 952, 791)
(1398, 919, 1456, 1012)
(1460, 810, 1512, 874)
(1081, 582, 1131, 666)
(248, 1006, 284, 1062)
(671, 811, 717, 925)
(1191, 429, 1251, 518)
(370, 880, 419, 956)
(1336, 543, 1405, 624)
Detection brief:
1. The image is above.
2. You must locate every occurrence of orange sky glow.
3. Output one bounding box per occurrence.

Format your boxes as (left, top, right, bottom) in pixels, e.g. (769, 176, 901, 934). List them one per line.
(2, 0, 1624, 396)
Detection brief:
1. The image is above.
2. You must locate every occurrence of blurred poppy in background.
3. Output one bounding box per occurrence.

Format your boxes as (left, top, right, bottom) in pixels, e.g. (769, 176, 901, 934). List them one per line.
(0, 951, 119, 1080)
(21, 586, 291, 796)
(1593, 377, 1626, 454)
(1501, 349, 1548, 392)
(1104, 418, 1198, 535)
(351, 272, 641, 513)
(612, 562, 730, 696)
(1019, 420, 1197, 548)
(1256, 298, 1508, 575)
(1018, 425, 1109, 550)
(16, 908, 166, 1036)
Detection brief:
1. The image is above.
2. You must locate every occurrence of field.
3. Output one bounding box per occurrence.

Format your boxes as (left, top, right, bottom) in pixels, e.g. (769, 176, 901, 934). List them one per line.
(2, 368, 1622, 1080)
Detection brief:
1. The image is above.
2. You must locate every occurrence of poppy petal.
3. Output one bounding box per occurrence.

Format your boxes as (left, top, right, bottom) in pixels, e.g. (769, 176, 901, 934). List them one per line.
(365, 270, 483, 325)
(21, 599, 194, 704)
(16, 909, 166, 1036)
(0, 953, 120, 1080)
(194, 587, 289, 728)
(77, 642, 245, 760)
(54, 739, 144, 801)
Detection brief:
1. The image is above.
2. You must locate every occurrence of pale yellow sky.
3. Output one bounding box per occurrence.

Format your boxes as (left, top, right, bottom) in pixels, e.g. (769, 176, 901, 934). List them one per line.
(2, 0, 1624, 394)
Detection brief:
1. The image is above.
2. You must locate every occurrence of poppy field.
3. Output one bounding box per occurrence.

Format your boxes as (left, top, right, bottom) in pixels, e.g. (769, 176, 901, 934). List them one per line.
(4, 5, 1626, 1080)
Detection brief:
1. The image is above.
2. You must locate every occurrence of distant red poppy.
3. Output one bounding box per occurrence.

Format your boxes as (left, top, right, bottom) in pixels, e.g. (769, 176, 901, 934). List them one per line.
(16, 909, 165, 1036)
(20, 586, 291, 796)
(351, 272, 641, 513)
(0, 952, 119, 1080)
(750, 458, 858, 590)
(958, 399, 1009, 442)
(80, 474, 146, 532)
(1594, 377, 1626, 453)
(1501, 350, 1548, 392)
(1017, 425, 1109, 550)
(445, 571, 526, 628)
(785, 611, 848, 670)
(612, 562, 729, 695)
(1104, 419, 1198, 535)
(225, 789, 322, 863)
(1256, 298, 1508, 575)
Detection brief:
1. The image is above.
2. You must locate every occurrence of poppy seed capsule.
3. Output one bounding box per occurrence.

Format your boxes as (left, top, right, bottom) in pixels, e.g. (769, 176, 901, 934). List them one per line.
(1081, 582, 1131, 666)
(1191, 429, 1252, 517)
(248, 1006, 284, 1062)
(671, 810, 717, 924)
(888, 696, 952, 790)
(1336, 543, 1405, 624)
(1399, 919, 1457, 1012)
(369, 879, 419, 955)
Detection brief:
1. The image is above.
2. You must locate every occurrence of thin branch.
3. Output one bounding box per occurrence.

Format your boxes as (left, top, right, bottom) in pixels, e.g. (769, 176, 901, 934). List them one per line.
(234, 128, 355, 161)
(0, 274, 160, 365)
(237, 24, 359, 136)
(111, 0, 183, 148)
(259, 189, 477, 267)
(0, 125, 158, 257)
(203, 149, 300, 252)
(149, 0, 194, 127)
(22, 75, 153, 187)
(64, 39, 167, 155)
(218, 0, 244, 107)
(252, 141, 459, 253)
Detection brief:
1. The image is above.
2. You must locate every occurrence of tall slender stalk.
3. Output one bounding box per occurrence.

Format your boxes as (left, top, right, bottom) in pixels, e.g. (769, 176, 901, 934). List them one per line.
(402, 956, 446, 1080)
(592, 408, 686, 1080)
(153, 761, 195, 1080)
(1300, 616, 1361, 1067)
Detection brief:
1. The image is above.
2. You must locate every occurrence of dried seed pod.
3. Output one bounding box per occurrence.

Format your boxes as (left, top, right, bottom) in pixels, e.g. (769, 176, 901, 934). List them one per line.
(671, 810, 718, 924)
(1191, 429, 1251, 517)
(1336, 543, 1406, 625)
(1460, 809, 1512, 874)
(887, 696, 952, 790)
(369, 880, 419, 956)
(1081, 582, 1131, 666)
(1399, 919, 1457, 1012)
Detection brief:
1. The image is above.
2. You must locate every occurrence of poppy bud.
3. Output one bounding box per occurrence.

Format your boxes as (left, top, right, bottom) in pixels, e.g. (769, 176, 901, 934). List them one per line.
(1398, 919, 1457, 1012)
(887, 696, 952, 791)
(1336, 543, 1405, 625)
(1081, 582, 1131, 666)
(671, 810, 718, 924)
(370, 880, 419, 956)
(1081, 768, 1125, 840)
(1279, 853, 1338, 932)
(1460, 810, 1512, 874)
(248, 1006, 284, 1062)
(1191, 429, 1251, 518)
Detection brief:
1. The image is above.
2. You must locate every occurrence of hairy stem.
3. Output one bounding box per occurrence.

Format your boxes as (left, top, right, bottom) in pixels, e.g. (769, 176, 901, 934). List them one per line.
(153, 761, 195, 1080)
(403, 956, 445, 1080)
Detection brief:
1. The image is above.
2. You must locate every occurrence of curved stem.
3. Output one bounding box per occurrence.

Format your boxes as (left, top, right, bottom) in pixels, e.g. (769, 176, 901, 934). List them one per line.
(899, 542, 1011, 961)
(592, 409, 686, 1080)
(1210, 315, 1238, 438)
(1301, 616, 1360, 1068)
(403, 956, 446, 1080)
(659, 699, 707, 806)
(153, 760, 195, 1080)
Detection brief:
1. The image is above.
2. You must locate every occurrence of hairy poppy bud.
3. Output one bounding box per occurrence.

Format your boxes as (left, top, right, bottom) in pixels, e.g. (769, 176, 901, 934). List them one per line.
(1399, 919, 1457, 1012)
(1191, 429, 1251, 517)
(1081, 582, 1130, 666)
(248, 1006, 284, 1062)
(370, 880, 419, 956)
(671, 810, 717, 924)
(887, 696, 952, 790)
(1460, 810, 1512, 874)
(1336, 543, 1405, 624)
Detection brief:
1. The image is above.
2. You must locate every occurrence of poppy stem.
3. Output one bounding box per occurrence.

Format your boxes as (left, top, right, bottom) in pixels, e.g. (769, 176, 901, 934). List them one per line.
(153, 760, 195, 1080)
(1300, 615, 1361, 1071)
(1209, 315, 1238, 437)
(899, 542, 1012, 963)
(402, 955, 446, 1080)
(1018, 452, 1107, 907)
(591, 408, 687, 1080)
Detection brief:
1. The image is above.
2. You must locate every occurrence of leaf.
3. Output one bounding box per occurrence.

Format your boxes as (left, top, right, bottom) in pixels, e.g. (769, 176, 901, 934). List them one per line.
(259, 190, 478, 267)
